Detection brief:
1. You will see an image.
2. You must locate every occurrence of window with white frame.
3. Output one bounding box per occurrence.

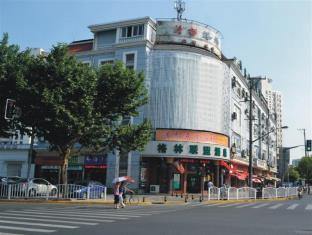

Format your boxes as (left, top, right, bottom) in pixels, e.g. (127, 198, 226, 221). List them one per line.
(98, 59, 114, 66)
(121, 24, 144, 38)
(123, 52, 136, 70)
(81, 61, 91, 66)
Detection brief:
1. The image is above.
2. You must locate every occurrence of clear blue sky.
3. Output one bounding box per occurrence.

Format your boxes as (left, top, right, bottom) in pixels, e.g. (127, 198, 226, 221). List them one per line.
(1, 0, 311, 161)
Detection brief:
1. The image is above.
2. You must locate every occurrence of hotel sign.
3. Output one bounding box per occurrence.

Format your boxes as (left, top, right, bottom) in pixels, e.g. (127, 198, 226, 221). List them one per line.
(156, 129, 229, 147)
(156, 20, 222, 58)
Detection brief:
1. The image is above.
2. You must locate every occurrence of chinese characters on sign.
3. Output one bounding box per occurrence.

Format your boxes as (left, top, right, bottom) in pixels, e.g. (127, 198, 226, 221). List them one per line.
(157, 143, 228, 158)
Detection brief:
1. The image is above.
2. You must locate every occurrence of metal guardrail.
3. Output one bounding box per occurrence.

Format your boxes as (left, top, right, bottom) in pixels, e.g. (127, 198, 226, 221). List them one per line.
(0, 183, 107, 200)
(207, 187, 298, 200)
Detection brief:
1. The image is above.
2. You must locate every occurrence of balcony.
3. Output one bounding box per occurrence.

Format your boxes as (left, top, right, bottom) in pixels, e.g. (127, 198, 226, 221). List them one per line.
(118, 36, 145, 44)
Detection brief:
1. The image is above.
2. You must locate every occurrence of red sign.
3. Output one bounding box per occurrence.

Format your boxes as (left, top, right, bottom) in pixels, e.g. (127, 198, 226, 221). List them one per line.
(180, 159, 209, 164)
(84, 164, 107, 169)
(156, 129, 229, 147)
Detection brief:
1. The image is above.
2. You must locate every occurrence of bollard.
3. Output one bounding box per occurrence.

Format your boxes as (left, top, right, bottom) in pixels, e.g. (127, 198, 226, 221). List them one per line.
(181, 194, 183, 198)
(199, 196, 202, 202)
(171, 191, 174, 197)
(184, 195, 188, 203)
(191, 194, 194, 200)
(142, 196, 145, 202)
(176, 193, 178, 197)
(164, 196, 167, 202)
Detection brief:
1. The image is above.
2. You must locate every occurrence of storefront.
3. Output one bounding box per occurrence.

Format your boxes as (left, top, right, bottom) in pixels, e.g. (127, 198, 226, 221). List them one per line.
(83, 155, 107, 184)
(230, 160, 249, 187)
(141, 129, 230, 194)
(67, 155, 84, 184)
(34, 151, 63, 185)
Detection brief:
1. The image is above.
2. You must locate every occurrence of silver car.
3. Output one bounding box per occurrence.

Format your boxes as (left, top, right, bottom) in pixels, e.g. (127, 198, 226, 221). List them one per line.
(18, 178, 58, 196)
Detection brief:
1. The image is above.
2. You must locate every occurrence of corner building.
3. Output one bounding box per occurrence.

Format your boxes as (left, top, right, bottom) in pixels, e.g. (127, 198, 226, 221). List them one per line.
(69, 16, 277, 194)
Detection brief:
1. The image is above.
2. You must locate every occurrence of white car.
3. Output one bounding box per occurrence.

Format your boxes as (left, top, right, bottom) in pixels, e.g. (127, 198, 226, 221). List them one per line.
(18, 178, 58, 196)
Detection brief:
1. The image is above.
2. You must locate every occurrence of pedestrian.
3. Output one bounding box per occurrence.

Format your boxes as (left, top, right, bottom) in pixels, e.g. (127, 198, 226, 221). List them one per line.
(297, 186, 303, 200)
(207, 181, 214, 188)
(113, 182, 121, 209)
(119, 182, 126, 208)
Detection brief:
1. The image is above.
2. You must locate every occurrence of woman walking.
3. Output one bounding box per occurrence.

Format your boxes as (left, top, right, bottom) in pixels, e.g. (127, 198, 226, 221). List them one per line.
(113, 182, 121, 209)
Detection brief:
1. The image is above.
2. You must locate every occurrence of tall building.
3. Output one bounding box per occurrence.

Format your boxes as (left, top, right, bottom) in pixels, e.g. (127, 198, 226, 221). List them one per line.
(57, 3, 280, 193)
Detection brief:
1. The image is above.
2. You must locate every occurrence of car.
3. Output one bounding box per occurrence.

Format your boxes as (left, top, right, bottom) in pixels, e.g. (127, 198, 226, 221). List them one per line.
(0, 176, 24, 185)
(66, 181, 106, 199)
(16, 178, 58, 197)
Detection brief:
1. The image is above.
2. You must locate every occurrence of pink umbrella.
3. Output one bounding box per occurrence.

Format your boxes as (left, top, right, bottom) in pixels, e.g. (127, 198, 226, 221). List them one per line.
(112, 176, 135, 184)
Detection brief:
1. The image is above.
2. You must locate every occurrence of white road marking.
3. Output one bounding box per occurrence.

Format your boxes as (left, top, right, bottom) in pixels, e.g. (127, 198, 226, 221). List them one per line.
(0, 220, 78, 229)
(0, 232, 24, 235)
(218, 203, 243, 208)
(287, 204, 299, 210)
(235, 204, 254, 208)
(269, 203, 283, 209)
(0, 212, 115, 222)
(203, 203, 220, 207)
(252, 203, 269, 208)
(0, 225, 55, 233)
(23, 209, 151, 217)
(0, 215, 98, 225)
(7, 211, 130, 220)
(305, 204, 312, 210)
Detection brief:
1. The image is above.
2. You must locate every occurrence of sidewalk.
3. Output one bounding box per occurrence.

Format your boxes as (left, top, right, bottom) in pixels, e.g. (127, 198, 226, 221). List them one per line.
(0, 193, 295, 205)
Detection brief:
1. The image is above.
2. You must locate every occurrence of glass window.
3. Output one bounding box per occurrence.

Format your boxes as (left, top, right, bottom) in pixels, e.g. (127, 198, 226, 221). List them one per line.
(138, 24, 144, 35)
(100, 60, 114, 65)
(127, 27, 132, 37)
(121, 27, 127, 38)
(133, 25, 138, 36)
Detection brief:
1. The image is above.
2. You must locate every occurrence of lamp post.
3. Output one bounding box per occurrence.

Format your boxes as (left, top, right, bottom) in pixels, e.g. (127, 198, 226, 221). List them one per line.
(298, 128, 307, 157)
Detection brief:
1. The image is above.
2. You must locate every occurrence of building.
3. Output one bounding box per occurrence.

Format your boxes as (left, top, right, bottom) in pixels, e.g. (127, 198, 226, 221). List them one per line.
(67, 5, 280, 193)
(292, 159, 301, 167)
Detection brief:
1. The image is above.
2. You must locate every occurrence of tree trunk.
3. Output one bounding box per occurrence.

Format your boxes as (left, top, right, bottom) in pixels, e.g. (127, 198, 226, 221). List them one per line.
(60, 149, 70, 185)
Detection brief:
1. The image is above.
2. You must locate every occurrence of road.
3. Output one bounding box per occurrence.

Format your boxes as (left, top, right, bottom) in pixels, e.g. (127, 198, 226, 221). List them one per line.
(0, 195, 311, 235)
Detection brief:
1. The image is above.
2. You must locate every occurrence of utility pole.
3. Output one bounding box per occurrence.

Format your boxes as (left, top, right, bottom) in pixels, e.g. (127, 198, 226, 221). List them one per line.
(298, 128, 307, 157)
(248, 76, 253, 188)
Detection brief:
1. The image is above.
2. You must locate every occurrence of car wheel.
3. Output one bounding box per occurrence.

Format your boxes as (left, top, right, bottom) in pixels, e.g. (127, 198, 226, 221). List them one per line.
(29, 189, 36, 197)
(51, 188, 57, 196)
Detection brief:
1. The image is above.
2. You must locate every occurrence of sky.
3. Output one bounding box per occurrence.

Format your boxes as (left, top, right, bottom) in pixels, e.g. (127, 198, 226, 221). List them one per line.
(0, 0, 311, 161)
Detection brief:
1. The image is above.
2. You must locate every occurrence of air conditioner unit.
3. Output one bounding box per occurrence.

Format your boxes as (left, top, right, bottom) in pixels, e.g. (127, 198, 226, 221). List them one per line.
(150, 185, 160, 193)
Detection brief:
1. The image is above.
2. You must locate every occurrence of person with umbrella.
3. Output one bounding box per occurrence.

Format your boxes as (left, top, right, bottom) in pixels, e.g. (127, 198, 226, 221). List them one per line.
(112, 176, 134, 209)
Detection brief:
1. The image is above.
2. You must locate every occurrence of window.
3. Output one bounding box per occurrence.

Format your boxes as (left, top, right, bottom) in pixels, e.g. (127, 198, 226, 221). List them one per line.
(99, 59, 114, 66)
(123, 52, 136, 70)
(121, 24, 144, 38)
(7, 163, 22, 177)
(82, 61, 91, 66)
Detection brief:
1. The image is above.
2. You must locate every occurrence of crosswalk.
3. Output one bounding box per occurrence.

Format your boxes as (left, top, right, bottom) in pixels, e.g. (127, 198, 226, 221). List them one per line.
(0, 205, 172, 234)
(199, 202, 312, 211)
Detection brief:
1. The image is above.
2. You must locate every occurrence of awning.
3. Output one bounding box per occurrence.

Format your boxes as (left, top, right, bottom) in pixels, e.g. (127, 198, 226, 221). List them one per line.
(218, 160, 231, 171)
(231, 172, 248, 181)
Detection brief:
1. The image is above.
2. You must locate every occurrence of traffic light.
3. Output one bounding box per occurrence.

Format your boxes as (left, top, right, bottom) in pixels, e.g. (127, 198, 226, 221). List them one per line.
(4, 99, 16, 120)
(306, 139, 312, 152)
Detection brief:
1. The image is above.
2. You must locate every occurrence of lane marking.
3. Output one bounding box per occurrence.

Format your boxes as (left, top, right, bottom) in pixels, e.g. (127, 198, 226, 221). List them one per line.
(203, 203, 220, 207)
(7, 211, 130, 220)
(23, 209, 151, 217)
(0, 212, 115, 222)
(0, 220, 78, 229)
(252, 203, 269, 209)
(235, 204, 254, 208)
(0, 225, 55, 233)
(0, 233, 24, 235)
(218, 203, 243, 208)
(0, 215, 98, 225)
(287, 204, 299, 210)
(305, 204, 312, 210)
(269, 203, 283, 209)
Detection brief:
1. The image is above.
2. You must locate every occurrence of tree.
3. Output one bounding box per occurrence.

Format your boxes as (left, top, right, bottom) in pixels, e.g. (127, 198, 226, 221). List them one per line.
(287, 166, 300, 183)
(14, 44, 151, 184)
(297, 157, 312, 183)
(0, 33, 30, 137)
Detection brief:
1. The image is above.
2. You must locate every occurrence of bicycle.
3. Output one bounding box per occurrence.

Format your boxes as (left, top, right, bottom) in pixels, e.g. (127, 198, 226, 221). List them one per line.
(127, 192, 140, 204)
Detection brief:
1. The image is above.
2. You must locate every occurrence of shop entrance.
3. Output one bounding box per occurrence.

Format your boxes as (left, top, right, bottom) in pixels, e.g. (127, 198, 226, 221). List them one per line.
(187, 174, 201, 193)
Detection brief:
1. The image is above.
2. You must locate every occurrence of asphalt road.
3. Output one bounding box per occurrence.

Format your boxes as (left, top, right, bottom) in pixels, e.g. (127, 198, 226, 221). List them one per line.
(0, 194, 311, 235)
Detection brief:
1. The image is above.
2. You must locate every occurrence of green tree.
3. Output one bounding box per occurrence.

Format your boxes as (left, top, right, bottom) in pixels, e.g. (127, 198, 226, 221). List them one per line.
(297, 157, 312, 183)
(287, 166, 300, 183)
(1, 39, 152, 184)
(0, 33, 30, 136)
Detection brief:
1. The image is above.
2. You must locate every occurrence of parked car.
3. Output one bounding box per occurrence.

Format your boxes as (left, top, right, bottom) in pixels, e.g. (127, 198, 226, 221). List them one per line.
(0, 176, 24, 185)
(66, 181, 106, 199)
(16, 178, 58, 197)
